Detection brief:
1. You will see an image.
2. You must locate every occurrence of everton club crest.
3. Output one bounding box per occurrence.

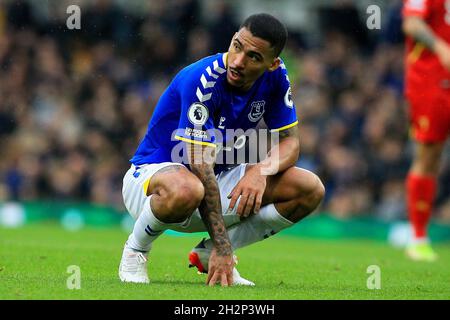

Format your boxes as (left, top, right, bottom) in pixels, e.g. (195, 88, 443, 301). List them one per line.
(248, 100, 265, 122)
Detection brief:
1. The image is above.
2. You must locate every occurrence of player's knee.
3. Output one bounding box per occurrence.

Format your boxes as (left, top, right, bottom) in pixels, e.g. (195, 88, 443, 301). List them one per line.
(297, 173, 325, 213)
(309, 176, 325, 211)
(167, 179, 204, 218)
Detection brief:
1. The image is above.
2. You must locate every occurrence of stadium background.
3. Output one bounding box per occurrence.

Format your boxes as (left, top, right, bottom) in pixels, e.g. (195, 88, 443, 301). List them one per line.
(0, 0, 449, 238)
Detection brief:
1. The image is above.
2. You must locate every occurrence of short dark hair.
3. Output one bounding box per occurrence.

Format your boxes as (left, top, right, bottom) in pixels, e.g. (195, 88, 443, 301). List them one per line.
(240, 13, 288, 57)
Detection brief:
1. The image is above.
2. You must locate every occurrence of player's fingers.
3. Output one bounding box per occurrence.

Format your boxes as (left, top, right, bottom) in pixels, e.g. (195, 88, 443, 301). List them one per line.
(236, 194, 248, 217)
(227, 184, 238, 199)
(227, 269, 233, 286)
(206, 265, 215, 284)
(243, 193, 255, 217)
(228, 187, 241, 210)
(254, 192, 263, 214)
(228, 193, 240, 212)
(207, 271, 219, 286)
(206, 270, 212, 284)
(220, 273, 229, 287)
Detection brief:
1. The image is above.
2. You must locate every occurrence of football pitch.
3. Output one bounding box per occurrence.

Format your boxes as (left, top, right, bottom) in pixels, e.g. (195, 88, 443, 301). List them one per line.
(1, 224, 449, 300)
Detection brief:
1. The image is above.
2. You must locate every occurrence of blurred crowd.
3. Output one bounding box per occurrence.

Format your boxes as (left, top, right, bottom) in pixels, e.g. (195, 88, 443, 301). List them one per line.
(0, 0, 449, 222)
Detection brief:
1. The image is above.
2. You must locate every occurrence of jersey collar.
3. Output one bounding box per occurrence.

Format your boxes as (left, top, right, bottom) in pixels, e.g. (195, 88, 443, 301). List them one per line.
(222, 52, 228, 68)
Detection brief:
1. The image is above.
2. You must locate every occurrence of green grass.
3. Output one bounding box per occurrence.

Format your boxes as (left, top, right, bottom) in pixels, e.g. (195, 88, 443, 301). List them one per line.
(0, 224, 449, 300)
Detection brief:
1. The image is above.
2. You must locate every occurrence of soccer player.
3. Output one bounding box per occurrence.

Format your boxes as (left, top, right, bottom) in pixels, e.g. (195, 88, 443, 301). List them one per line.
(119, 13, 325, 286)
(402, 0, 450, 261)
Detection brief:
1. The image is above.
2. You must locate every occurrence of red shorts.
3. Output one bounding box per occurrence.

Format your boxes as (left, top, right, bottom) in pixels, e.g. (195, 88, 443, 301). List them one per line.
(406, 84, 450, 143)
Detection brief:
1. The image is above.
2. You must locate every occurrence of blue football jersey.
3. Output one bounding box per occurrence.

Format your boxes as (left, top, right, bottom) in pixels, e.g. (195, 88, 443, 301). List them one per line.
(130, 52, 298, 174)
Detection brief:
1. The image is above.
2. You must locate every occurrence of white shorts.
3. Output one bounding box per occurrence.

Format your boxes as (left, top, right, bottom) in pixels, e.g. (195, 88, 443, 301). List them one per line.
(122, 162, 247, 233)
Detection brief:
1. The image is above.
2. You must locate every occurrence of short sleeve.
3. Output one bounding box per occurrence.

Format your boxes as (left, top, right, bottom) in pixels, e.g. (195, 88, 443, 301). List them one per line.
(263, 62, 298, 132)
(402, 0, 431, 19)
(174, 74, 218, 148)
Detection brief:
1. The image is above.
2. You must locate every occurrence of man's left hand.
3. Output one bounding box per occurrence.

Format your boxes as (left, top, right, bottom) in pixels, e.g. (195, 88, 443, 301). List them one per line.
(227, 164, 267, 217)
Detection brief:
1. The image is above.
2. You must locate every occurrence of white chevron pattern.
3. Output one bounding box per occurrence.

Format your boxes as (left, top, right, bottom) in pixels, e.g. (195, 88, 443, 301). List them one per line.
(194, 58, 226, 103)
(206, 66, 219, 79)
(196, 87, 212, 102)
(200, 74, 216, 89)
(213, 60, 226, 74)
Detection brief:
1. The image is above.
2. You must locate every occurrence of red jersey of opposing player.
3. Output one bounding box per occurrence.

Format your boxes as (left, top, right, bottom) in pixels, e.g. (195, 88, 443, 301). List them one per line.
(403, 0, 450, 142)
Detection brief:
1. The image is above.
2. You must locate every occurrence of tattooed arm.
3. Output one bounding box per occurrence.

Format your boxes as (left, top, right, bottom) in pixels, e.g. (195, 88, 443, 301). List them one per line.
(403, 16, 450, 71)
(187, 143, 234, 286)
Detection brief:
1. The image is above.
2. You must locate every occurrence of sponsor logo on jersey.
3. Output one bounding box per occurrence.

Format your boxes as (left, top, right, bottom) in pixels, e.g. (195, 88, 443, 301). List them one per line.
(188, 102, 209, 126)
(248, 100, 266, 122)
(184, 127, 209, 139)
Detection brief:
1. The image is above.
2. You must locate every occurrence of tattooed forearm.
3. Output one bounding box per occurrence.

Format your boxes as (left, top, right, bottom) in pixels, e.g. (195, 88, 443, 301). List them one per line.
(192, 164, 232, 256)
(188, 144, 232, 256)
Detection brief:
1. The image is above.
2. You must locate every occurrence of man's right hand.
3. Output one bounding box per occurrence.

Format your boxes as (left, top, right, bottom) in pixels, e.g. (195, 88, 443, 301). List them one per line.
(435, 39, 450, 72)
(206, 247, 234, 286)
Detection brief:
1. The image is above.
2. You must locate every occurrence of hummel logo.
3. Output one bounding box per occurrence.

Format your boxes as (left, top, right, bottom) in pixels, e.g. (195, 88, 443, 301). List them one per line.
(218, 117, 226, 129)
